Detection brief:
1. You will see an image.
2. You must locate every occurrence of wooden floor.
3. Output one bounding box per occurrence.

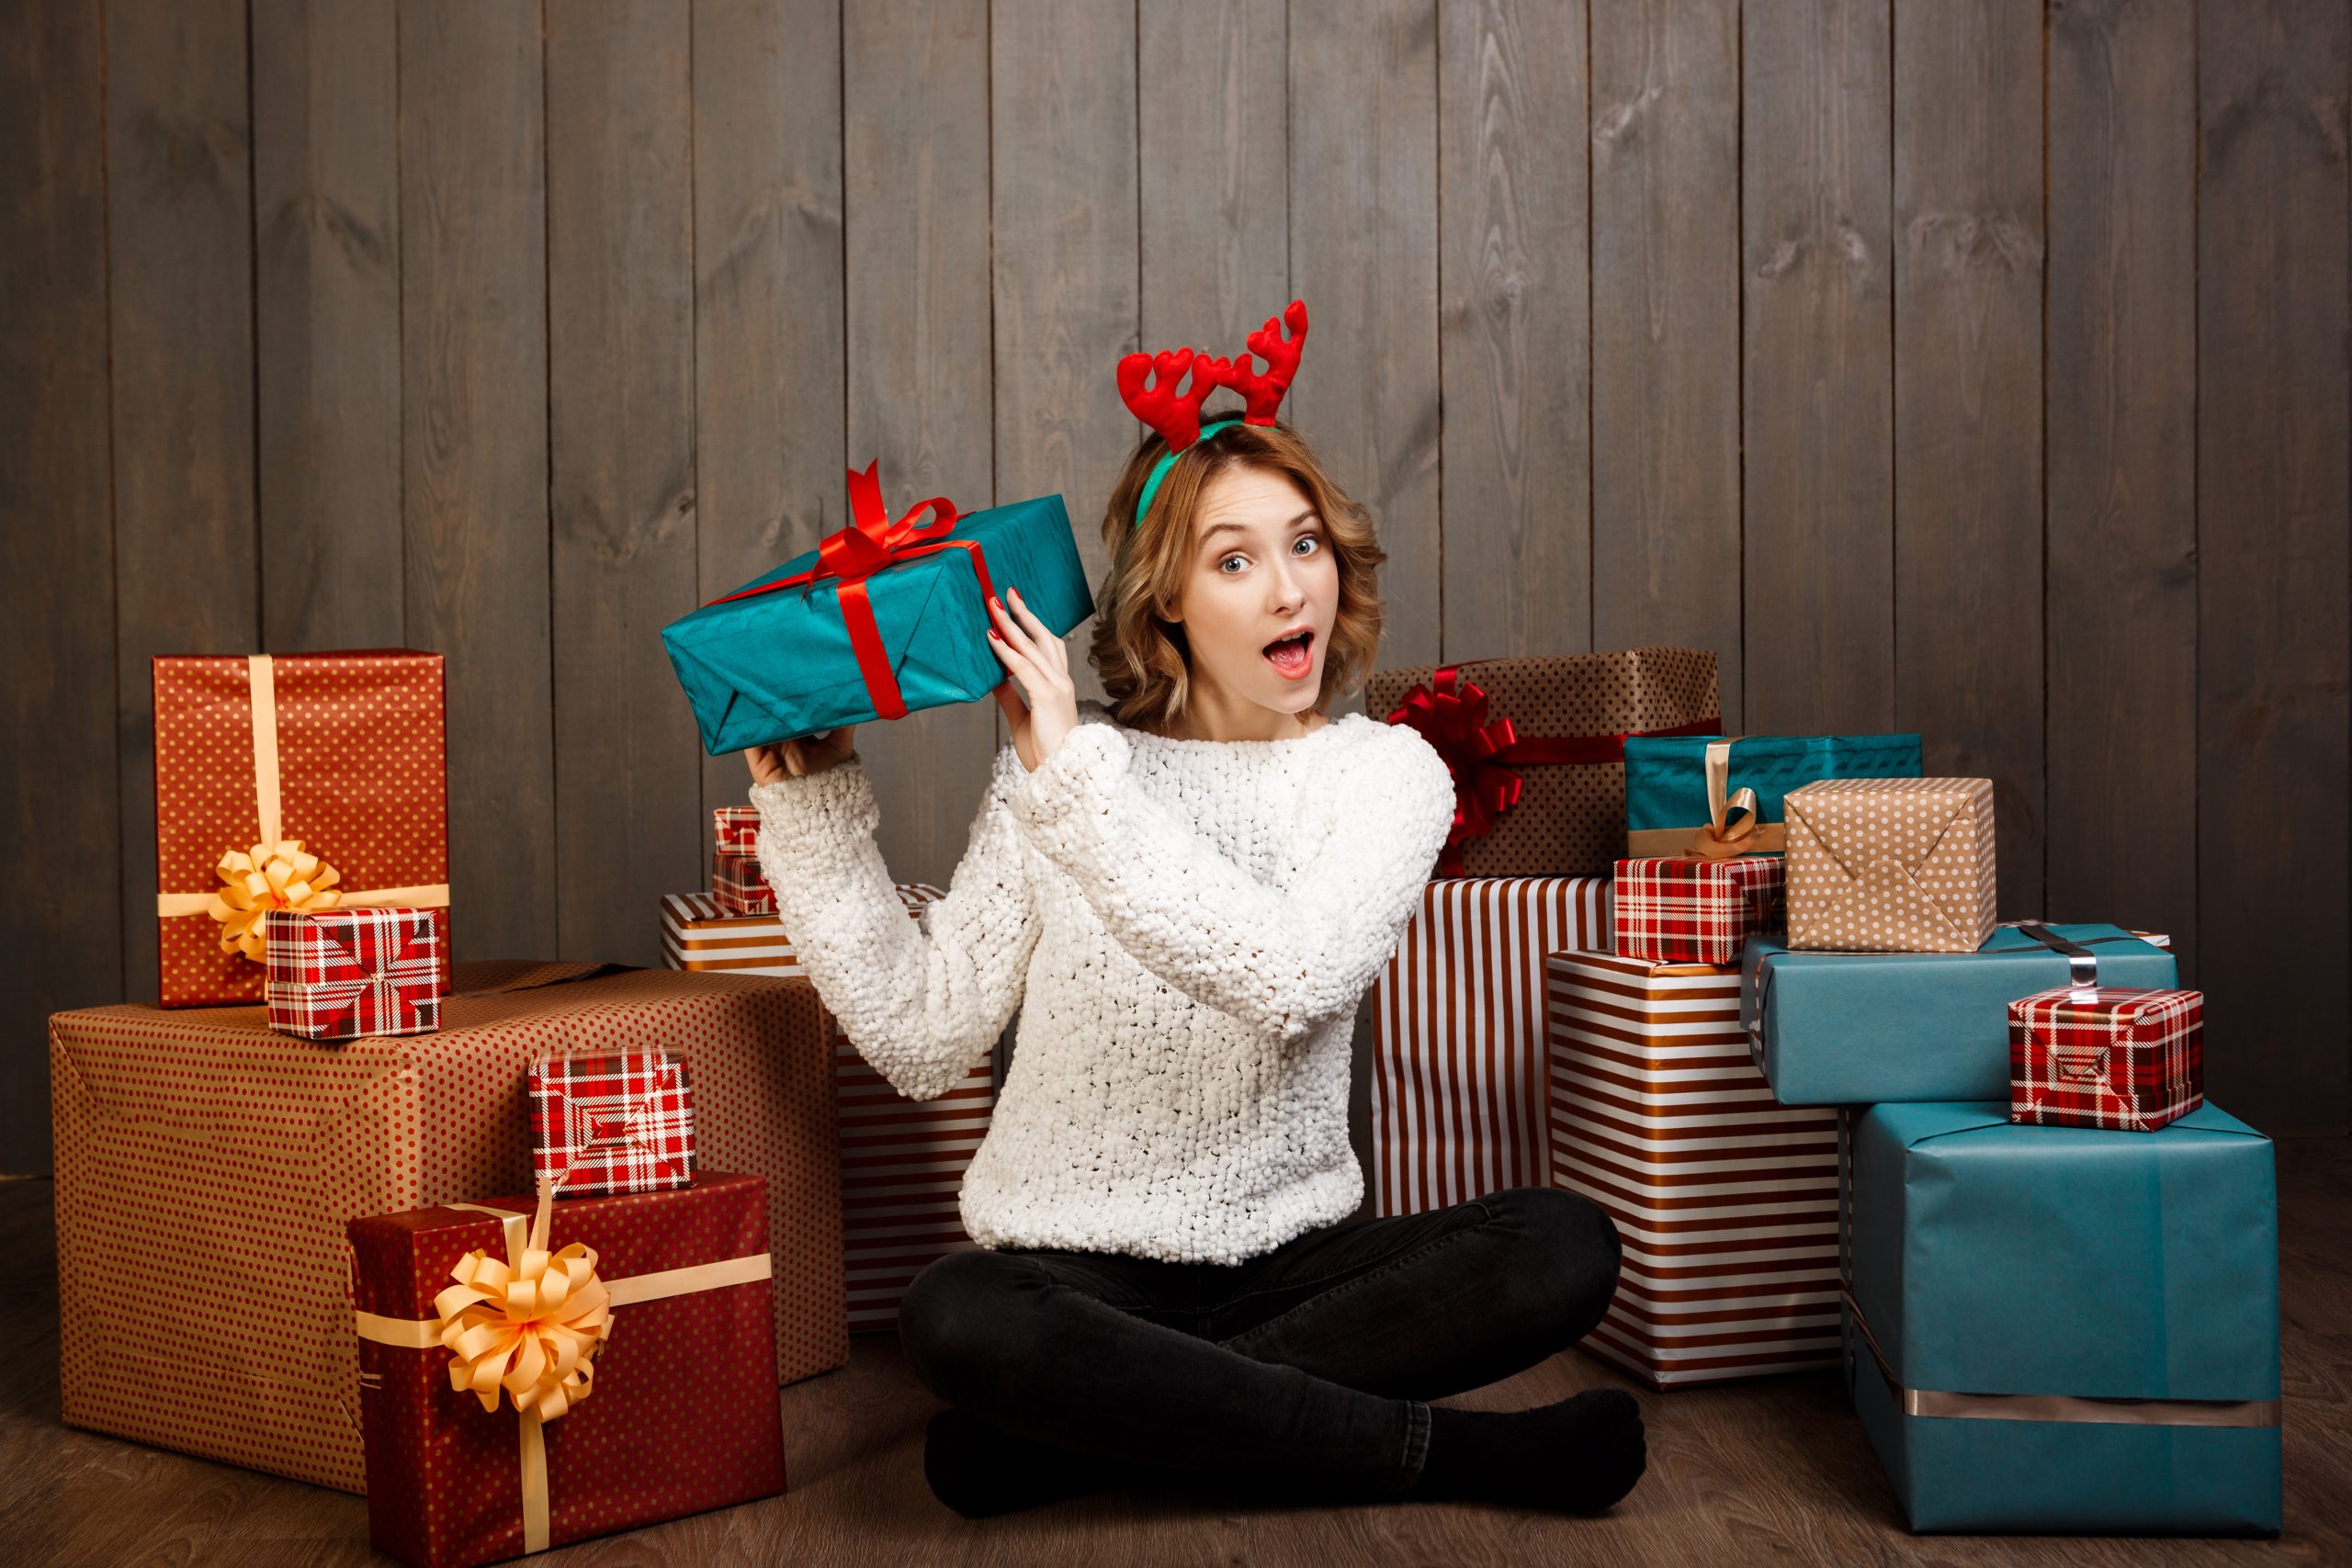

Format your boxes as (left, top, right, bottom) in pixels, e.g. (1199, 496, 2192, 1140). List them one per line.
(3, 1141, 2346, 1567)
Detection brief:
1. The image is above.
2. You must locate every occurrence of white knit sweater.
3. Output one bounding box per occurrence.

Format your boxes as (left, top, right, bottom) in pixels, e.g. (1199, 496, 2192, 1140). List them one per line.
(748, 695, 1459, 1265)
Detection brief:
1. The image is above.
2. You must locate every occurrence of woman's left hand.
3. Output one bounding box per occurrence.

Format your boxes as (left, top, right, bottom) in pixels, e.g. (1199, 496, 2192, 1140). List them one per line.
(986, 586, 1077, 773)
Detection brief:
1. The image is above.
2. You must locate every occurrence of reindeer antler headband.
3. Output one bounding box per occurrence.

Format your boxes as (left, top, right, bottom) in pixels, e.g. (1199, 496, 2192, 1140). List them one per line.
(1115, 299, 1309, 525)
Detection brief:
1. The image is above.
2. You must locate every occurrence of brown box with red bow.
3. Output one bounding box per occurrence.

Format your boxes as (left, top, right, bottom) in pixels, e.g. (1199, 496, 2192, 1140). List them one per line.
(1368, 648, 1721, 876)
(152, 650, 452, 1008)
(348, 1173, 786, 1568)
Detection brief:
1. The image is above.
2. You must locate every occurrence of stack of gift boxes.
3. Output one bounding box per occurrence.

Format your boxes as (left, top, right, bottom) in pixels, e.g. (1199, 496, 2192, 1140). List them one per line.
(1367, 649, 2281, 1536)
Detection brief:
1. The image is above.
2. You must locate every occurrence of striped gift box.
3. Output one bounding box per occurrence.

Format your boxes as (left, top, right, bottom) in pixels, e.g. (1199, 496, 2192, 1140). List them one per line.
(659, 886, 999, 1331)
(1545, 948, 1843, 1388)
(1370, 877, 1611, 1217)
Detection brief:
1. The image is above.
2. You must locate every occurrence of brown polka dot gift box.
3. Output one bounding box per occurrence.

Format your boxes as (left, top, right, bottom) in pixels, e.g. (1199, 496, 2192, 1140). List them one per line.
(152, 650, 452, 1009)
(50, 962, 846, 1495)
(1781, 776, 2000, 953)
(348, 1172, 786, 1568)
(1368, 648, 1721, 877)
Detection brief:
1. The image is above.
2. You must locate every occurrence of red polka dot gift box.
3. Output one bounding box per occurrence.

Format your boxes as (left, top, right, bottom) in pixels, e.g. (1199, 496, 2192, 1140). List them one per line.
(527, 1050, 696, 1199)
(349, 1172, 786, 1568)
(50, 961, 846, 1495)
(265, 905, 445, 1041)
(152, 650, 452, 1009)
(1366, 648, 1722, 877)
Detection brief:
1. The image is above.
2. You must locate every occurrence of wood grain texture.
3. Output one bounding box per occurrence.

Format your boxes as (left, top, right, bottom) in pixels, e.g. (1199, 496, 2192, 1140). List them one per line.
(2045, 0, 2198, 951)
(252, 0, 403, 651)
(399, 0, 557, 961)
(1441, 0, 1592, 664)
(546, 0, 699, 965)
(1590, 0, 1739, 713)
(1741, 0, 1894, 734)
(1290, 0, 1442, 698)
(1893, 0, 2045, 916)
(843, 0, 999, 891)
(104, 0, 260, 1004)
(691, 0, 846, 835)
(6, 1144, 2351, 1559)
(2196, 0, 2351, 1132)
(0, 3, 115, 1171)
(990, 0, 1138, 711)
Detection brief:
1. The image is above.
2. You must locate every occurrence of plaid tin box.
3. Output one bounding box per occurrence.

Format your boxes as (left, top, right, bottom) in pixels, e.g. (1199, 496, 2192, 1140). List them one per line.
(2008, 986, 2205, 1133)
(1612, 855, 1785, 966)
(263, 906, 443, 1040)
(529, 1050, 698, 1197)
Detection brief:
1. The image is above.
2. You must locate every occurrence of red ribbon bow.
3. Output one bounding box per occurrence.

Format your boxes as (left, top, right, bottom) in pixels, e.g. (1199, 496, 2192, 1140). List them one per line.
(1385, 663, 1720, 875)
(705, 460, 998, 724)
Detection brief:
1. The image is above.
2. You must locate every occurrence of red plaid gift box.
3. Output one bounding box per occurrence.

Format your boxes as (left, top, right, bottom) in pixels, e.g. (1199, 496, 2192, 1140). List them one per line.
(2008, 985, 2205, 1133)
(713, 850, 775, 916)
(263, 906, 443, 1040)
(714, 805, 760, 855)
(529, 1051, 697, 1197)
(1612, 854, 1784, 966)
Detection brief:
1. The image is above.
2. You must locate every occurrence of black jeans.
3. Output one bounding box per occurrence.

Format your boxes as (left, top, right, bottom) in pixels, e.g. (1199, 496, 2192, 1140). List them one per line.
(895, 1185, 1623, 1503)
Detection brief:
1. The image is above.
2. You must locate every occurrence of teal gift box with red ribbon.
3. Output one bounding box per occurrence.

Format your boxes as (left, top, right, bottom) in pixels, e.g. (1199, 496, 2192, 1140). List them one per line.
(662, 462, 1094, 752)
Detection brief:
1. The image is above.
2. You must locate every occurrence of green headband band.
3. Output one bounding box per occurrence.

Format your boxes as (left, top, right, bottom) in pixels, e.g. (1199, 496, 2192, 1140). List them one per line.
(1134, 419, 1245, 525)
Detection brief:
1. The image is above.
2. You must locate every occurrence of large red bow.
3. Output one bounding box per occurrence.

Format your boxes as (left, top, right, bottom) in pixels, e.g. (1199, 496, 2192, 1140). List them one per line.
(705, 460, 997, 724)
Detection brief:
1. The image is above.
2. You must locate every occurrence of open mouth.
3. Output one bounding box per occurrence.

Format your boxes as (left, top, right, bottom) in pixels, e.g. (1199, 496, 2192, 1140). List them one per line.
(1262, 628, 1315, 681)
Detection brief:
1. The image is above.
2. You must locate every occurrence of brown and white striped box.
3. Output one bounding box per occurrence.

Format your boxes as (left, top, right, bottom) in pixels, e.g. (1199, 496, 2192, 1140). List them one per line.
(660, 887, 999, 1331)
(1545, 949, 1843, 1388)
(1369, 877, 1612, 1216)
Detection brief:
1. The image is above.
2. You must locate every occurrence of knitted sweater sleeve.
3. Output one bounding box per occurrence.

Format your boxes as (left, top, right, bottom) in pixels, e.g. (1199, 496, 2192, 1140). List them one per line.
(1005, 719, 1456, 1047)
(748, 741, 1041, 1102)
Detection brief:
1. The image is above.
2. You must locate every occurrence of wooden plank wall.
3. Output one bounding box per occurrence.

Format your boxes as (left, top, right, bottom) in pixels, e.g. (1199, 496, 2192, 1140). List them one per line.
(4, 0, 2346, 1170)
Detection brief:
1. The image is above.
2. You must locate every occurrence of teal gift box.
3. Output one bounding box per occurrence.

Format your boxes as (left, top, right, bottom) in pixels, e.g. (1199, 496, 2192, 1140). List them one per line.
(1623, 733, 1922, 857)
(1742, 923, 2176, 1106)
(662, 470, 1092, 753)
(1842, 1100, 2281, 1535)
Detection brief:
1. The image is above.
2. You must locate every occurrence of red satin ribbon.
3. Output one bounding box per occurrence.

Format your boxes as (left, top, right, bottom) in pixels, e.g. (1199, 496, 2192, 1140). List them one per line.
(702, 460, 997, 723)
(1385, 663, 1720, 874)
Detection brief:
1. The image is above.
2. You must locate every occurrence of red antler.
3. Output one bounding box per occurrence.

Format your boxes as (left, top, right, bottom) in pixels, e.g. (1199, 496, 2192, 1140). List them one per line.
(1117, 346, 1219, 451)
(1216, 299, 1309, 425)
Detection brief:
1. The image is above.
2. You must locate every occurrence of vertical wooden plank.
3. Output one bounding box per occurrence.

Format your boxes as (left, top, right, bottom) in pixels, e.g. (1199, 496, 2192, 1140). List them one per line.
(1441, 0, 1590, 665)
(1591, 0, 1739, 705)
(546, 0, 697, 964)
(1893, 0, 2045, 914)
(2199, 0, 2350, 1133)
(843, 1, 995, 888)
(1, 1, 115, 1168)
(1136, 1, 1288, 370)
(252, 0, 402, 649)
(106, 0, 259, 1001)
(691, 0, 845, 843)
(1741, 0, 1893, 733)
(1292, 0, 1442, 691)
(2046, 0, 2196, 952)
(991, 0, 1138, 710)
(401, 0, 556, 960)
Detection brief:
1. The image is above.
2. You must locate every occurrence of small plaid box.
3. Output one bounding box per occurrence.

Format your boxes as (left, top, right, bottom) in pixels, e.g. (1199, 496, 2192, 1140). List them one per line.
(2008, 986, 2205, 1133)
(1612, 855, 1784, 966)
(715, 804, 761, 855)
(263, 906, 442, 1041)
(713, 849, 775, 916)
(529, 1050, 698, 1197)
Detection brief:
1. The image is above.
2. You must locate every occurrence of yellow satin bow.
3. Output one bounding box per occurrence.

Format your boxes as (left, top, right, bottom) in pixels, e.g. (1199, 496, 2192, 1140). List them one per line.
(432, 1182, 614, 1424)
(207, 840, 345, 960)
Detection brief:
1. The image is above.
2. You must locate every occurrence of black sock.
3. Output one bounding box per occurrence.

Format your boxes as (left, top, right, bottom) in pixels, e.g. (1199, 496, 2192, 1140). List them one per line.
(921, 1405, 1126, 1517)
(1411, 1389, 1647, 1513)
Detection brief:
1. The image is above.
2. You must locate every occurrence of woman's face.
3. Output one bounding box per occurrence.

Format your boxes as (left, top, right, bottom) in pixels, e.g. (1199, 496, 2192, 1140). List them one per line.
(1167, 463, 1338, 720)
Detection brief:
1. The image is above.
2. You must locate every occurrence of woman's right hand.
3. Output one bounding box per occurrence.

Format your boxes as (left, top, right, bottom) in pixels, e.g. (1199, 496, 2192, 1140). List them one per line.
(746, 726, 856, 784)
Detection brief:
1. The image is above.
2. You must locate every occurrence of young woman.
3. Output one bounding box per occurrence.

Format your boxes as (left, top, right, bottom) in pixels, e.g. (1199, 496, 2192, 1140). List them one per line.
(742, 319, 1643, 1518)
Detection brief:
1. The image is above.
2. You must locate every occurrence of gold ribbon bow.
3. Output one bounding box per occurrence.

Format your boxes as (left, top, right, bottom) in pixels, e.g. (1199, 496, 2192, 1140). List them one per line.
(1687, 738, 1776, 859)
(154, 654, 449, 965)
(434, 1179, 614, 1425)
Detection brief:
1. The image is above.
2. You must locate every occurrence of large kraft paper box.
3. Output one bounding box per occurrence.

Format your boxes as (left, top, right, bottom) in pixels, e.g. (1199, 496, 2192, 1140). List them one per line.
(51, 962, 846, 1494)
(1367, 649, 1720, 876)
(661, 887, 999, 1331)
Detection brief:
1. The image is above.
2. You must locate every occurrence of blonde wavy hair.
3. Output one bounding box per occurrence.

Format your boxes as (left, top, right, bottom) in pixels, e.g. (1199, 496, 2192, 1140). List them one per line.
(1087, 419, 1387, 734)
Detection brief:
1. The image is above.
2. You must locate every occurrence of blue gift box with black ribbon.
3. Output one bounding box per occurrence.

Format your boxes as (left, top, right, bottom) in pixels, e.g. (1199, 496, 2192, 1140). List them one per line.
(1741, 923, 2178, 1106)
(1841, 1100, 2281, 1535)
